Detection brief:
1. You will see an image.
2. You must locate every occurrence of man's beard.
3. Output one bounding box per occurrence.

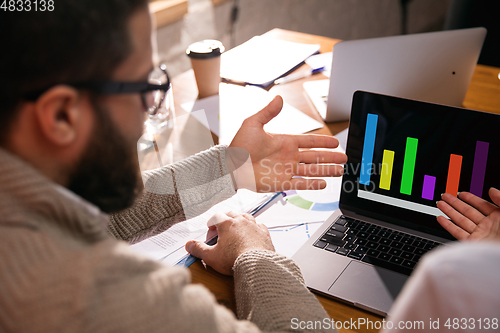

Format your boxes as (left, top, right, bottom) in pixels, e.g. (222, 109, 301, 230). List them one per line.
(67, 100, 142, 214)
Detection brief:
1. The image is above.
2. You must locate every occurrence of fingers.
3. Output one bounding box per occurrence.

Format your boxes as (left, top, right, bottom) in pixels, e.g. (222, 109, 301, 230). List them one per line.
(436, 198, 477, 234)
(438, 193, 484, 228)
(457, 191, 498, 216)
(224, 211, 256, 222)
(206, 226, 218, 241)
(209, 211, 255, 228)
(437, 191, 500, 242)
(296, 150, 347, 177)
(299, 150, 347, 164)
(295, 134, 340, 149)
(261, 177, 333, 191)
(225, 210, 238, 218)
(489, 187, 500, 207)
(436, 216, 470, 240)
(295, 164, 344, 177)
(185, 240, 212, 259)
(241, 212, 256, 222)
(207, 212, 231, 227)
(289, 178, 327, 190)
(189, 212, 273, 275)
(249, 95, 284, 126)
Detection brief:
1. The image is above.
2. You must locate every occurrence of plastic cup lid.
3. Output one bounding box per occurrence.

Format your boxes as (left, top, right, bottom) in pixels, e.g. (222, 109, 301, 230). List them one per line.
(186, 40, 225, 59)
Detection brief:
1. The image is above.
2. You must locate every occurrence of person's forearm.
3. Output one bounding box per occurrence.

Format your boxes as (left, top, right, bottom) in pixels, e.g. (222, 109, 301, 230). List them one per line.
(233, 250, 334, 333)
(108, 145, 236, 243)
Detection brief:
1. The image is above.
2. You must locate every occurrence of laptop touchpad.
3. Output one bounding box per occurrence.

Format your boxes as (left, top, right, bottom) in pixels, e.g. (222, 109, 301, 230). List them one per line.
(328, 261, 407, 315)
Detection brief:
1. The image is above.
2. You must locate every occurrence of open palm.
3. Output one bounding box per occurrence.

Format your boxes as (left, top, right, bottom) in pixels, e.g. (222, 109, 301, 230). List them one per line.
(437, 188, 500, 241)
(228, 96, 347, 192)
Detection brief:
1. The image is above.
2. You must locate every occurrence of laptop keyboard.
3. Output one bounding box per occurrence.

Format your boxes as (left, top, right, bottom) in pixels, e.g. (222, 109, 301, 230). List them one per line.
(313, 215, 443, 276)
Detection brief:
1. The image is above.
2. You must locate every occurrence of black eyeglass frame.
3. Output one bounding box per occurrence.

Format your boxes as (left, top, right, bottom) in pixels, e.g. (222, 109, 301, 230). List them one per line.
(23, 65, 171, 116)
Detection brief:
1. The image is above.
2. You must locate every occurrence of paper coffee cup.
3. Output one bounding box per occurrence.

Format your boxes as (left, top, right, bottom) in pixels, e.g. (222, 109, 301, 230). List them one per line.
(186, 40, 225, 99)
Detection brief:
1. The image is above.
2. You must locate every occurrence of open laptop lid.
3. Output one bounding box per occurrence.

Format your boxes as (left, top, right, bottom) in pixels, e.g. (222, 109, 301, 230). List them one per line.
(325, 27, 487, 122)
(341, 91, 500, 240)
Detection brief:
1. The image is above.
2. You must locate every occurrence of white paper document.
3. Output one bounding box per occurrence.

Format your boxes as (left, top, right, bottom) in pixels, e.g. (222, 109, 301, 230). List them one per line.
(130, 189, 268, 264)
(221, 36, 320, 87)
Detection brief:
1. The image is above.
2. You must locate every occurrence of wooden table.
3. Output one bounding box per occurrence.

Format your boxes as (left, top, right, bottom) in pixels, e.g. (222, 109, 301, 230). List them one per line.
(171, 29, 500, 333)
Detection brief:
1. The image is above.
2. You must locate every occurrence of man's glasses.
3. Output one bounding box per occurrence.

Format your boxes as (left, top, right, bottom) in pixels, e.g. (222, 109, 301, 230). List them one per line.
(23, 64, 171, 116)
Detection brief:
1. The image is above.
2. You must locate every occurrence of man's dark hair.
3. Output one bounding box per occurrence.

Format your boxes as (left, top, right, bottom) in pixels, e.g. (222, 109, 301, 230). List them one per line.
(0, 0, 148, 144)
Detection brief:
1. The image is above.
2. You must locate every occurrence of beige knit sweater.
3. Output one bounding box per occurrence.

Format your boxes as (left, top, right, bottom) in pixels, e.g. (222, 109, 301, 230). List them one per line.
(0, 146, 331, 333)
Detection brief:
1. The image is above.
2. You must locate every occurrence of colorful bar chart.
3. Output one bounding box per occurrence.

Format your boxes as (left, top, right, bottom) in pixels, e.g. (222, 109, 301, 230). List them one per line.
(470, 141, 489, 197)
(445, 154, 463, 197)
(380, 150, 395, 190)
(358, 113, 491, 212)
(360, 114, 378, 185)
(400, 137, 418, 195)
(421, 175, 436, 200)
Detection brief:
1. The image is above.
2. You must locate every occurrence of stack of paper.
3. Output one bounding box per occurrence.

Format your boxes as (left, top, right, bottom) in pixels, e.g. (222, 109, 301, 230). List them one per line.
(221, 36, 320, 88)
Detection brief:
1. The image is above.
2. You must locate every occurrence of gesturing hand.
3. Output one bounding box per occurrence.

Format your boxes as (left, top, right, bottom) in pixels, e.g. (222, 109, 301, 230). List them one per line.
(185, 211, 275, 275)
(228, 95, 347, 193)
(436, 188, 500, 241)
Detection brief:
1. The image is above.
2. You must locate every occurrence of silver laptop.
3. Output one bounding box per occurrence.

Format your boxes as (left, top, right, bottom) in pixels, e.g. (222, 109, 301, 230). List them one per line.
(304, 27, 486, 122)
(293, 91, 500, 316)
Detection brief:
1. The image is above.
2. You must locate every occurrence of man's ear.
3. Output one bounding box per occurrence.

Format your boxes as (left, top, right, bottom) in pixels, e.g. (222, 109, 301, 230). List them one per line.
(34, 85, 89, 146)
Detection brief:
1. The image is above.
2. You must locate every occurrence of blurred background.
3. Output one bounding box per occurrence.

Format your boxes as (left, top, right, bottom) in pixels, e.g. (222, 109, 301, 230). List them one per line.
(152, 0, 499, 77)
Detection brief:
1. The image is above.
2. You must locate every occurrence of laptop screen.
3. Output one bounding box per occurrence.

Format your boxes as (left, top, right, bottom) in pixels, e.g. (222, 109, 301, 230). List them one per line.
(340, 91, 500, 240)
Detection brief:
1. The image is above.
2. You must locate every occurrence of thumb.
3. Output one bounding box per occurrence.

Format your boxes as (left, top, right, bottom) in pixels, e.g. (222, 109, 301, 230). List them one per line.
(489, 187, 500, 206)
(250, 95, 284, 126)
(185, 240, 212, 259)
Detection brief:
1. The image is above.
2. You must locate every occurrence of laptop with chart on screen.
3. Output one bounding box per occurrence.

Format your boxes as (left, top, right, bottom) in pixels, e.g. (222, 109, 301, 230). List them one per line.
(293, 91, 499, 316)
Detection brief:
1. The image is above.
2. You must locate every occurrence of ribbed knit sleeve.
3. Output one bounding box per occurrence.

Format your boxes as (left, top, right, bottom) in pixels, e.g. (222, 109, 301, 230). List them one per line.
(108, 145, 236, 243)
(233, 250, 333, 333)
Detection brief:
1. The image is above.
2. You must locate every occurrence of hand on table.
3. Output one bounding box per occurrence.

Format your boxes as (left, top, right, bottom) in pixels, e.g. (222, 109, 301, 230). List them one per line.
(227, 95, 347, 192)
(185, 211, 274, 275)
(436, 188, 500, 241)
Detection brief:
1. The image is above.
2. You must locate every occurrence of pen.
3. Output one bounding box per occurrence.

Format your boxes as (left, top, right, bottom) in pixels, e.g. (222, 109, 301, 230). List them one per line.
(274, 67, 325, 85)
(177, 192, 284, 266)
(248, 192, 283, 216)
